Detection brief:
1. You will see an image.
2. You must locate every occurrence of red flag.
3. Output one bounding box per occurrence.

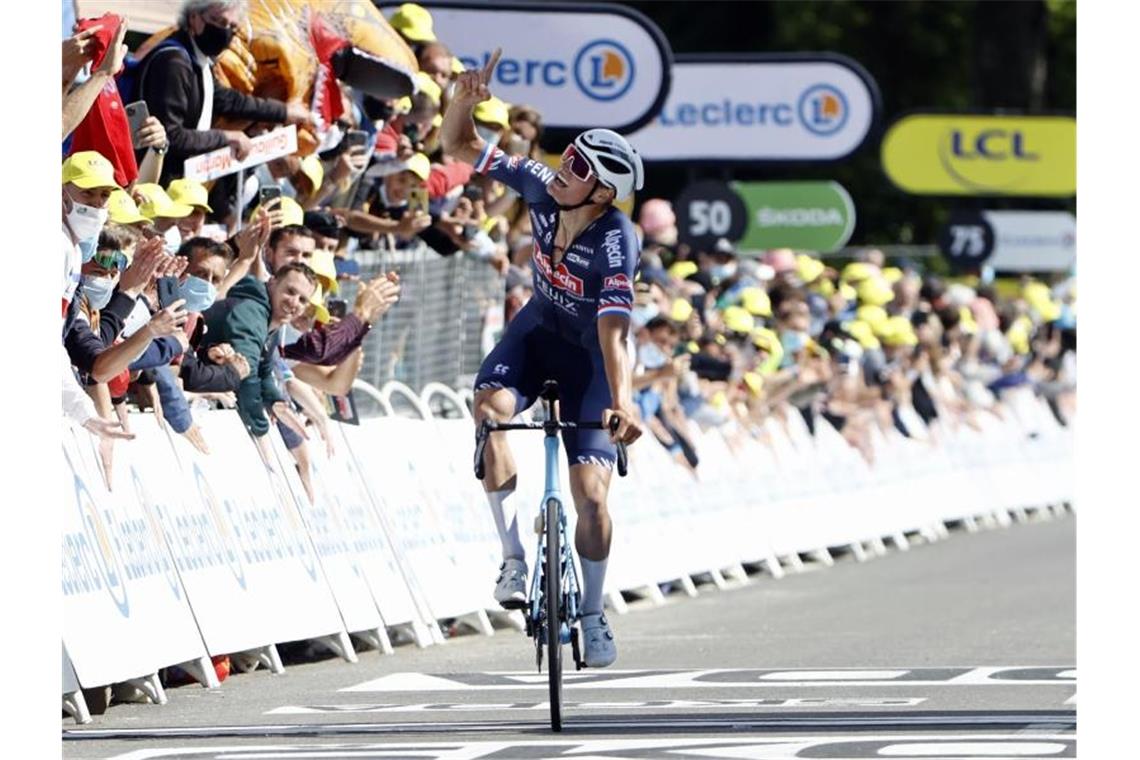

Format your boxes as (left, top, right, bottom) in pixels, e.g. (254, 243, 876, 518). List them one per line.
(68, 14, 138, 188)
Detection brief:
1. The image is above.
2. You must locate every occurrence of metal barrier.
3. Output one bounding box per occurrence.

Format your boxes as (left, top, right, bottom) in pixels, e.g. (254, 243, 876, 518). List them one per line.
(338, 241, 505, 394)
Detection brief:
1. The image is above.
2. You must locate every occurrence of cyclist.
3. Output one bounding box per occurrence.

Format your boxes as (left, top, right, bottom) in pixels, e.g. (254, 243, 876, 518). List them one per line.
(441, 49, 643, 668)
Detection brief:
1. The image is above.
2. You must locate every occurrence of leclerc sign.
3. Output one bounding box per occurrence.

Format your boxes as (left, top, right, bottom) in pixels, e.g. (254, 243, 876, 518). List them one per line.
(387, 1, 672, 132)
(630, 54, 880, 162)
(882, 114, 1076, 197)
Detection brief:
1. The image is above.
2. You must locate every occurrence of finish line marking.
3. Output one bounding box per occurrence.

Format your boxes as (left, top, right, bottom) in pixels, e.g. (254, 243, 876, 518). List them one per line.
(340, 666, 1076, 693)
(97, 734, 1076, 760)
(267, 697, 928, 715)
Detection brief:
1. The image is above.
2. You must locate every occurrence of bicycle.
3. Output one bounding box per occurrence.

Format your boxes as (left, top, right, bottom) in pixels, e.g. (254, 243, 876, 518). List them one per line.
(473, 380, 628, 732)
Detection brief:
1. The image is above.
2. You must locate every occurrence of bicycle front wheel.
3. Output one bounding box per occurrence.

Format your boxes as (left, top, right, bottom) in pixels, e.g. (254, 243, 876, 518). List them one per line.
(544, 497, 563, 732)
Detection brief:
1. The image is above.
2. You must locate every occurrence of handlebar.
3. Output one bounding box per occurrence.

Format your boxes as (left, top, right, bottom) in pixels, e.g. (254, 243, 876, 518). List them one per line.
(473, 417, 629, 479)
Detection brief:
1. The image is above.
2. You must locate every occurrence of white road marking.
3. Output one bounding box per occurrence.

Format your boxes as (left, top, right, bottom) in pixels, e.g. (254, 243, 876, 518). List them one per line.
(341, 667, 1076, 692)
(99, 734, 1076, 760)
(266, 697, 928, 715)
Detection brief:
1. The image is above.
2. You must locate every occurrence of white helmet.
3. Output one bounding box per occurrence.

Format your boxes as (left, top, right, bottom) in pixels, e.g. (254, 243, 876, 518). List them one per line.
(572, 128, 644, 202)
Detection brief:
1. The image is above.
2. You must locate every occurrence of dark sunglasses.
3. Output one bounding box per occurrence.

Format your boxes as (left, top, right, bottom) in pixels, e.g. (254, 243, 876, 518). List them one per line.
(93, 250, 128, 271)
(560, 145, 595, 183)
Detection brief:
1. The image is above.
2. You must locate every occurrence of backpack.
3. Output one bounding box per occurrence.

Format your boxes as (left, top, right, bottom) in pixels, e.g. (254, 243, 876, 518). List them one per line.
(115, 37, 191, 106)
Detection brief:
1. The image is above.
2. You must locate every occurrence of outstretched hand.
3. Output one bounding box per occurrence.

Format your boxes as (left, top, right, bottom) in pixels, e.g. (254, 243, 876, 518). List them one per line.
(452, 48, 501, 107)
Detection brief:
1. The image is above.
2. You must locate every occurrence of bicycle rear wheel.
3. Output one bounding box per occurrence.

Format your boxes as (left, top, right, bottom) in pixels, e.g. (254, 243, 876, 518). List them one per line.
(544, 497, 563, 732)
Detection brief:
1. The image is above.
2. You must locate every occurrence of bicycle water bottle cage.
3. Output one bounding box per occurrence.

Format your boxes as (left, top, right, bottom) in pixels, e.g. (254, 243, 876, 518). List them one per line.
(541, 380, 560, 402)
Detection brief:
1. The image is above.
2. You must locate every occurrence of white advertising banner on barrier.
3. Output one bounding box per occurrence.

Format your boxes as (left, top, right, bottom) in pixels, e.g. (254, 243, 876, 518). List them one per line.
(268, 433, 385, 637)
(984, 211, 1076, 272)
(394, 2, 672, 132)
(62, 423, 209, 688)
(630, 55, 879, 162)
(161, 413, 347, 654)
(182, 125, 298, 182)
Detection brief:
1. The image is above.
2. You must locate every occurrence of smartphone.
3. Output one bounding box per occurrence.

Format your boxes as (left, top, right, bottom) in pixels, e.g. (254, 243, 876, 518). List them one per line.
(462, 222, 479, 241)
(125, 101, 149, 144)
(156, 276, 181, 310)
(408, 187, 429, 215)
(344, 129, 369, 151)
(327, 298, 348, 320)
(258, 184, 282, 208)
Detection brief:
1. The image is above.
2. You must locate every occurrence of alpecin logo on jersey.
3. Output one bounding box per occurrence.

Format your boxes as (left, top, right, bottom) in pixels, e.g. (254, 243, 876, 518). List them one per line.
(603, 273, 633, 292)
(533, 247, 584, 297)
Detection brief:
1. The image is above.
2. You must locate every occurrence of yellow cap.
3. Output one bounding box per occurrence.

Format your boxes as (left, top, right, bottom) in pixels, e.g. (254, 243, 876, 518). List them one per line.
(880, 315, 918, 347)
(297, 154, 324, 192)
(751, 326, 780, 353)
(166, 178, 213, 212)
(1007, 315, 1033, 355)
(740, 287, 772, 317)
(308, 283, 330, 324)
(451, 56, 465, 74)
(814, 278, 835, 298)
(394, 96, 413, 114)
(743, 371, 764, 397)
(722, 305, 755, 334)
(389, 3, 436, 42)
(796, 254, 825, 285)
(839, 282, 857, 302)
(107, 190, 148, 225)
(856, 276, 895, 307)
(473, 96, 511, 130)
(257, 195, 305, 227)
(958, 306, 978, 335)
(307, 248, 340, 296)
(134, 183, 193, 219)
(399, 153, 431, 182)
(843, 320, 881, 350)
(856, 304, 889, 333)
(62, 151, 120, 190)
(414, 71, 442, 105)
(882, 266, 903, 284)
(841, 261, 876, 284)
(668, 261, 699, 280)
(670, 297, 694, 323)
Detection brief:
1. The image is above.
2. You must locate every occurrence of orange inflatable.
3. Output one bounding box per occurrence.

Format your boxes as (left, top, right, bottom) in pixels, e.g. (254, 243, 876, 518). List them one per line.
(137, 0, 418, 155)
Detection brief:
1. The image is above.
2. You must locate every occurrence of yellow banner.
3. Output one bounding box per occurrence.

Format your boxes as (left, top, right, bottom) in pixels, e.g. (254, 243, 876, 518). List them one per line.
(881, 114, 1075, 197)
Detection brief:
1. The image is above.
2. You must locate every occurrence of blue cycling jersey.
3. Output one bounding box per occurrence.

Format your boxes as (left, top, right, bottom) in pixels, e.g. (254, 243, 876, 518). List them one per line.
(474, 143, 639, 349)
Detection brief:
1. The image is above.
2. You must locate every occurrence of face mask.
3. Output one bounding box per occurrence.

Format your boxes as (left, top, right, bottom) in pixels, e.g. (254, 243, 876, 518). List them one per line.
(638, 342, 669, 370)
(631, 302, 659, 329)
(193, 20, 234, 58)
(78, 238, 98, 263)
(780, 330, 808, 356)
(66, 200, 108, 244)
(163, 226, 182, 255)
(280, 323, 304, 346)
(81, 275, 115, 311)
(711, 262, 737, 283)
(507, 133, 531, 155)
(178, 275, 217, 313)
(475, 124, 502, 146)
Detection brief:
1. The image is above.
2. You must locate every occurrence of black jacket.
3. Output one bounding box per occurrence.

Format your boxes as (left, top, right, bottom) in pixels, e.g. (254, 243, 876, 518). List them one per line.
(140, 29, 288, 184)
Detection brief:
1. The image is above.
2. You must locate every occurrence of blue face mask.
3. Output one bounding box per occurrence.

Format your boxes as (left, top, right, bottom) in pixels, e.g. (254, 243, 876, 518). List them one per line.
(177, 275, 217, 313)
(81, 275, 115, 311)
(780, 330, 808, 355)
(711, 262, 737, 283)
(78, 238, 98, 263)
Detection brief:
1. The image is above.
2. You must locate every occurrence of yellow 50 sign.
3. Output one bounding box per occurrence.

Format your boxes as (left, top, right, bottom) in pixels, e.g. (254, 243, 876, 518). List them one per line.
(881, 114, 1075, 197)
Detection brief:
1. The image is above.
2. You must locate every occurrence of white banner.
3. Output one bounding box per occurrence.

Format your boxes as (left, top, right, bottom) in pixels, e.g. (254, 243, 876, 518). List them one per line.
(984, 211, 1076, 272)
(182, 126, 298, 182)
(62, 422, 209, 689)
(404, 2, 672, 132)
(629, 56, 879, 162)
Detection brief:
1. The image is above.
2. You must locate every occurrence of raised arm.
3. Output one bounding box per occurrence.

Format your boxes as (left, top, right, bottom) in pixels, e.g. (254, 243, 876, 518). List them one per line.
(439, 48, 501, 166)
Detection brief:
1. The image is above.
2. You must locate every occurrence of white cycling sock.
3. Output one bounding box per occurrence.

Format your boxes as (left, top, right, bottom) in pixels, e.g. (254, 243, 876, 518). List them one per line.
(486, 489, 525, 561)
(579, 556, 609, 615)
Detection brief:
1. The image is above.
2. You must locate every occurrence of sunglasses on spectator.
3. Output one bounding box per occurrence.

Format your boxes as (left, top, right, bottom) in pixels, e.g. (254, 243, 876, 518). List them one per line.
(93, 250, 128, 271)
(560, 145, 595, 183)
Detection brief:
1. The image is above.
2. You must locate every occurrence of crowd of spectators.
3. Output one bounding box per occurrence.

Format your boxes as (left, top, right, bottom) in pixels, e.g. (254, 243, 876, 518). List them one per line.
(61, 0, 1077, 494)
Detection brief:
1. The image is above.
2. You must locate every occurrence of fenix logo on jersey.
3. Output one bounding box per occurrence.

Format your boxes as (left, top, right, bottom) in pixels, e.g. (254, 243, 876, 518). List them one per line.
(534, 248, 585, 296)
(602, 228, 625, 268)
(603, 273, 633, 292)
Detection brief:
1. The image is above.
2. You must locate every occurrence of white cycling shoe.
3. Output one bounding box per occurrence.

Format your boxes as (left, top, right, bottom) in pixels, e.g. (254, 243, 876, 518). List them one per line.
(580, 612, 617, 668)
(494, 558, 528, 609)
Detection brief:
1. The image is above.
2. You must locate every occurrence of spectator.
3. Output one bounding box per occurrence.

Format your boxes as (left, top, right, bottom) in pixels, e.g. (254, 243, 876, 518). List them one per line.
(167, 178, 213, 240)
(138, 0, 316, 184)
(133, 183, 193, 254)
(388, 3, 437, 50)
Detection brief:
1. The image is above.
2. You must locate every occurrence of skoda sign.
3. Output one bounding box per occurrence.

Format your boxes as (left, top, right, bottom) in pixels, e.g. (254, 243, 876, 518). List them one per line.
(390, 2, 672, 132)
(882, 114, 1076, 196)
(735, 181, 856, 252)
(630, 54, 880, 162)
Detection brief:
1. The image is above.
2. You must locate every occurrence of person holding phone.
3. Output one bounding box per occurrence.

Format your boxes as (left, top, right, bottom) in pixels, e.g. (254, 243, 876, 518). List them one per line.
(442, 49, 644, 668)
